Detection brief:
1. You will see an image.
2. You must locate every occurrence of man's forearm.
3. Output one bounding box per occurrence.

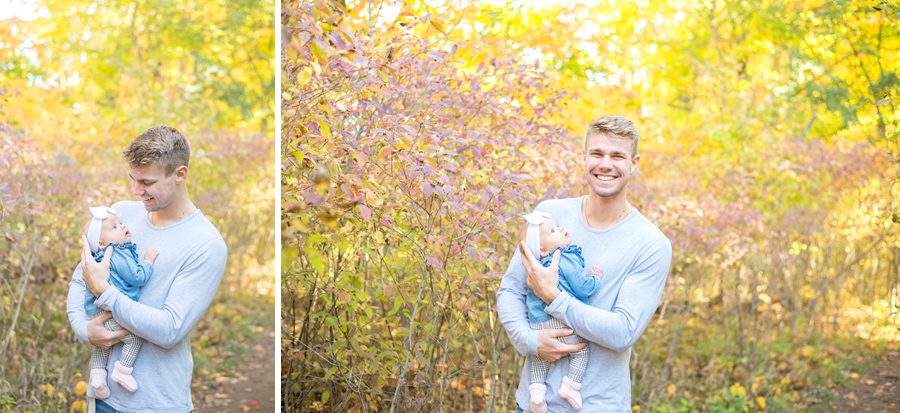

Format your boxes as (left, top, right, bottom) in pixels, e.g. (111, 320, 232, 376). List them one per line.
(66, 269, 90, 343)
(496, 285, 539, 356)
(545, 292, 644, 352)
(95, 239, 227, 349)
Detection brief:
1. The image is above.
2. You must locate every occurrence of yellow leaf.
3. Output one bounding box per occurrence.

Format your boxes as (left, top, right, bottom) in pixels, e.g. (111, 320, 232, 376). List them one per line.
(729, 383, 747, 398)
(756, 396, 766, 408)
(631, 406, 641, 412)
(74, 380, 88, 396)
(800, 345, 814, 357)
(70, 400, 87, 413)
(296, 67, 313, 87)
(430, 19, 448, 36)
(666, 383, 676, 395)
(43, 383, 55, 398)
(317, 120, 332, 139)
(309, 40, 328, 65)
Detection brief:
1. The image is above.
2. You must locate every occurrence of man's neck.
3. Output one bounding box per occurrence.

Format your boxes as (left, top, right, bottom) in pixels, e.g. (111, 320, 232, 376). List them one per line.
(583, 193, 632, 230)
(149, 196, 197, 227)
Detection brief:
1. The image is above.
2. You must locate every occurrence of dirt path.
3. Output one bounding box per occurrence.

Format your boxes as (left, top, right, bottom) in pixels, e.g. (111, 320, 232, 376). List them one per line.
(831, 347, 899, 412)
(193, 327, 277, 412)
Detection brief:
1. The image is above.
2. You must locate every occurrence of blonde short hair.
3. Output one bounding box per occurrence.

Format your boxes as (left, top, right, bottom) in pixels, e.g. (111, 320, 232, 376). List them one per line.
(123, 125, 190, 175)
(585, 116, 639, 157)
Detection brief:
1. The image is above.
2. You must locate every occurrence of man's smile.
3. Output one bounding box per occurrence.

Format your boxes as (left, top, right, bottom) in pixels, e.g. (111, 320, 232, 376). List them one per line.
(593, 173, 619, 181)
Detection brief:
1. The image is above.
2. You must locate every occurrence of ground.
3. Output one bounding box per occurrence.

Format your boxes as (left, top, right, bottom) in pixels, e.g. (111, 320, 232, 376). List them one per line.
(193, 327, 276, 412)
(831, 346, 899, 412)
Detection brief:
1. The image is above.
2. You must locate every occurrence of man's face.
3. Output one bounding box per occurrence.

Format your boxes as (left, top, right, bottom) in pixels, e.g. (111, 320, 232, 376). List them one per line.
(583, 132, 640, 198)
(100, 215, 131, 246)
(129, 162, 179, 212)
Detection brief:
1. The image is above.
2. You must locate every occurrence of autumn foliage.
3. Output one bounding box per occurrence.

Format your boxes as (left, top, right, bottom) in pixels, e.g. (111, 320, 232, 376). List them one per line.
(0, 1, 274, 411)
(283, 1, 898, 412)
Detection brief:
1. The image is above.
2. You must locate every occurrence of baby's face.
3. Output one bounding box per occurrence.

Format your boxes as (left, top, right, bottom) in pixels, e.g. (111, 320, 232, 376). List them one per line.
(539, 218, 571, 256)
(100, 216, 131, 246)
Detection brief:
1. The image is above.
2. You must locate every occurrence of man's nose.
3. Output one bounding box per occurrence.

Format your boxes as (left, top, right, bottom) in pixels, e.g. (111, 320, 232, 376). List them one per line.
(597, 156, 613, 169)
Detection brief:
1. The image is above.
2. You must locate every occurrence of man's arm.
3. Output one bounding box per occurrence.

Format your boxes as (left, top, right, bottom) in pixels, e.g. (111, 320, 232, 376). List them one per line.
(66, 265, 90, 343)
(545, 238, 672, 352)
(496, 248, 539, 356)
(94, 238, 227, 349)
(67, 265, 128, 349)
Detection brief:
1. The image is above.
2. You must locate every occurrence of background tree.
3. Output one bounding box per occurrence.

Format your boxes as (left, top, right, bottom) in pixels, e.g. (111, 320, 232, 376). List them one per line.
(283, 1, 898, 412)
(0, 1, 275, 411)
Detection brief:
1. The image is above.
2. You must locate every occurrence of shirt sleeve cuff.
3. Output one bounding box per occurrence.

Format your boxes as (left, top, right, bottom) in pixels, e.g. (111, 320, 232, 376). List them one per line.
(527, 329, 539, 355)
(545, 290, 573, 321)
(94, 287, 120, 311)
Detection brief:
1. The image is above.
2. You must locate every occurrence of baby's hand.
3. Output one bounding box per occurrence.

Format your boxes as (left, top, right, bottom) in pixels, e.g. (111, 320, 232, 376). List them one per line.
(144, 248, 159, 264)
(590, 265, 604, 280)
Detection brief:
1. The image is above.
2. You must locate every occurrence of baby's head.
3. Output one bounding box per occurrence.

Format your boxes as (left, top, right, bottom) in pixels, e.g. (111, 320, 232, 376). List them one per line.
(521, 211, 571, 259)
(85, 206, 131, 253)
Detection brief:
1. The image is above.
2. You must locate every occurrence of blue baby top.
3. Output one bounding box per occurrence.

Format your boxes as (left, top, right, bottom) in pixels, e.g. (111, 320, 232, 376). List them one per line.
(84, 242, 153, 317)
(526, 244, 601, 323)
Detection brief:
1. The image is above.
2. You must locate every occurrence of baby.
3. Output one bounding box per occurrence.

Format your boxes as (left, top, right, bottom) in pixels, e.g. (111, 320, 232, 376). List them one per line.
(82, 206, 158, 398)
(521, 211, 602, 412)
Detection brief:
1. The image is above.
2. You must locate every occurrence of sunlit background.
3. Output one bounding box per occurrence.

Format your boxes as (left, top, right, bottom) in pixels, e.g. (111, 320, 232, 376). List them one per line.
(1, 0, 275, 411)
(283, 0, 898, 411)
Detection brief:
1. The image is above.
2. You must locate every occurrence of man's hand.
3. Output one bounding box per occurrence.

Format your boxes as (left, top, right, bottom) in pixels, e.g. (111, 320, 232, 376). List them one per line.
(87, 312, 128, 350)
(519, 241, 561, 303)
(82, 235, 112, 296)
(537, 328, 587, 362)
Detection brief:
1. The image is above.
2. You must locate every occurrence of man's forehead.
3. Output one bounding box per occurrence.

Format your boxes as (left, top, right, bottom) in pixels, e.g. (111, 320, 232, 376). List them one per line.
(585, 133, 633, 154)
(586, 133, 630, 147)
(129, 162, 166, 178)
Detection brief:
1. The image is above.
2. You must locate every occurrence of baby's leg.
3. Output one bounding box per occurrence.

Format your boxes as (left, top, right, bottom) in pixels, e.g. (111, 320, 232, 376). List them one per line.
(104, 318, 140, 392)
(527, 318, 569, 413)
(89, 314, 112, 399)
(118, 331, 143, 368)
(91, 345, 110, 370)
(560, 334, 589, 382)
(528, 318, 568, 383)
(556, 325, 589, 410)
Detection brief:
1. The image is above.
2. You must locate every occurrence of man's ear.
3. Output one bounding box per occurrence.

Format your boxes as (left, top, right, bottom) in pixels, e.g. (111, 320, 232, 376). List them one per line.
(174, 165, 189, 184)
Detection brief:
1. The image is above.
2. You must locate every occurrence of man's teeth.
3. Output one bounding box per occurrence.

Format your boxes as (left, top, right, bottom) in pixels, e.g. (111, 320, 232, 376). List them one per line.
(597, 175, 616, 181)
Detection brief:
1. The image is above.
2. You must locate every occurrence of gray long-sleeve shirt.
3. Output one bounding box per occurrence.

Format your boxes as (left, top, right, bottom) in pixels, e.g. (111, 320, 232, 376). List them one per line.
(67, 201, 227, 413)
(497, 196, 671, 412)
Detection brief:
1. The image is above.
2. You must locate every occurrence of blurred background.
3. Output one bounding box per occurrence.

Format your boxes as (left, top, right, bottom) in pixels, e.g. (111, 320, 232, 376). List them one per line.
(282, 0, 898, 411)
(0, 0, 275, 411)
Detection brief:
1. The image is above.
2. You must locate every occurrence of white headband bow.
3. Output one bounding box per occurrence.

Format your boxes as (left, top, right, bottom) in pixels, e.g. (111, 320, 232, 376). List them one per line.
(522, 211, 552, 259)
(87, 206, 116, 253)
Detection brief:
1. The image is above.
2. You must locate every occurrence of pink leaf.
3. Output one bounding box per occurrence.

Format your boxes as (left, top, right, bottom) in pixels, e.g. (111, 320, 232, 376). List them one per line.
(358, 204, 372, 221)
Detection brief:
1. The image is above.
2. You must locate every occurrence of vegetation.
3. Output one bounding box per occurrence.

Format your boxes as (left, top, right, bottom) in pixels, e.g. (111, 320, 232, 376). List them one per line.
(0, 1, 274, 411)
(282, 0, 898, 411)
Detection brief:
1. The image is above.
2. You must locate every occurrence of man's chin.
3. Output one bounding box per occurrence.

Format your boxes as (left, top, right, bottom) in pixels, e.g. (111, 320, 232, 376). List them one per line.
(589, 186, 625, 198)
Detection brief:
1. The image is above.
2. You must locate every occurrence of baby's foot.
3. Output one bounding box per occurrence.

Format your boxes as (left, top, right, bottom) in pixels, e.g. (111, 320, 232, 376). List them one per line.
(558, 376, 583, 410)
(110, 361, 138, 392)
(90, 368, 111, 399)
(590, 265, 604, 280)
(528, 382, 547, 413)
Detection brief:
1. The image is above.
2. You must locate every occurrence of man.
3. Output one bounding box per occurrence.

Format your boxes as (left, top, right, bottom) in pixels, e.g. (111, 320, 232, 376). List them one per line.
(497, 116, 672, 412)
(67, 126, 227, 413)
